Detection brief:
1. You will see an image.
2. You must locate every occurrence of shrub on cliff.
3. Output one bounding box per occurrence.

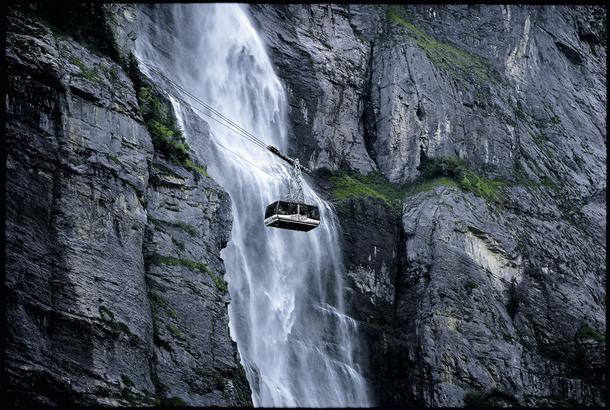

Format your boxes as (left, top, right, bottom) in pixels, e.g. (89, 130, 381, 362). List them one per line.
(125, 55, 207, 176)
(417, 156, 505, 203)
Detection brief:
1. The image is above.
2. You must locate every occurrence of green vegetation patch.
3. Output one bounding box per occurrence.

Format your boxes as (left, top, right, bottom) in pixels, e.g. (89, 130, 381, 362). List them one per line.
(512, 100, 528, 122)
(184, 159, 208, 177)
(149, 291, 169, 310)
(126, 55, 208, 177)
(575, 322, 605, 342)
(209, 271, 228, 293)
(148, 254, 209, 273)
(466, 280, 479, 289)
(166, 323, 186, 341)
(169, 220, 198, 237)
(70, 57, 99, 82)
(459, 169, 505, 203)
(329, 156, 505, 207)
(329, 172, 405, 207)
(149, 217, 199, 237)
(148, 254, 228, 293)
(386, 6, 500, 85)
(99, 305, 131, 335)
(329, 170, 460, 209)
(418, 157, 506, 203)
(464, 388, 519, 407)
(156, 396, 188, 407)
(137, 85, 189, 162)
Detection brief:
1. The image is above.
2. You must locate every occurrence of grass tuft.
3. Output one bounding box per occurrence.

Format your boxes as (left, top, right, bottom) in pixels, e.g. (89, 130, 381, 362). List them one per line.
(126, 56, 209, 177)
(575, 323, 605, 342)
(184, 159, 208, 177)
(329, 171, 461, 209)
(148, 218, 198, 237)
(329, 157, 505, 207)
(147, 254, 228, 293)
(418, 156, 506, 203)
(386, 6, 500, 85)
(70, 57, 99, 82)
(166, 323, 186, 341)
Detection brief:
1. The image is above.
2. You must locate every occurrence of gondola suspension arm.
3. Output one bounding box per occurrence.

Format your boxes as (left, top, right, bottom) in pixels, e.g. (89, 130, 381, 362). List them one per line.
(266, 145, 311, 174)
(266, 145, 307, 203)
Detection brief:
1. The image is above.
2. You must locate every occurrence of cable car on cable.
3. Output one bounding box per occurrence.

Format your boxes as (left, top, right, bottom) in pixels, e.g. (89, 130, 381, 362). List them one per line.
(264, 201, 320, 231)
(132, 58, 322, 232)
(263, 145, 320, 232)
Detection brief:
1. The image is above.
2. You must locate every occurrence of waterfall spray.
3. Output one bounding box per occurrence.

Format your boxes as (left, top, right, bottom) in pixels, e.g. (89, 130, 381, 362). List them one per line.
(135, 4, 370, 407)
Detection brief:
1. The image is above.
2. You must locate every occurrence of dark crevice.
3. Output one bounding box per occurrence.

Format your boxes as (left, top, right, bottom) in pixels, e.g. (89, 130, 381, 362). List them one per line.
(392, 208, 406, 323)
(418, 145, 428, 165)
(555, 41, 584, 65)
(415, 103, 426, 121)
(361, 41, 378, 166)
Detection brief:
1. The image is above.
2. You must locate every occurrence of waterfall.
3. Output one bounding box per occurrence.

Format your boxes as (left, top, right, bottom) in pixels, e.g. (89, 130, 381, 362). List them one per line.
(135, 4, 370, 407)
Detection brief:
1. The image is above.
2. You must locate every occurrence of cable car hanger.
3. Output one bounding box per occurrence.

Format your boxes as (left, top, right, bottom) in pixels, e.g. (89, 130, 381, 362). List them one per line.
(135, 57, 321, 232)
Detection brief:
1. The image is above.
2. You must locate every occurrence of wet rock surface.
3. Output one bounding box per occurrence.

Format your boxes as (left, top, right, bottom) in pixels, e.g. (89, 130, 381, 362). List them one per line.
(252, 4, 606, 407)
(5, 6, 251, 406)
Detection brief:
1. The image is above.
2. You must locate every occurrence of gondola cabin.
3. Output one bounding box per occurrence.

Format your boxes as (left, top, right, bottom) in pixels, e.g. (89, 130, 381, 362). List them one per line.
(264, 201, 320, 232)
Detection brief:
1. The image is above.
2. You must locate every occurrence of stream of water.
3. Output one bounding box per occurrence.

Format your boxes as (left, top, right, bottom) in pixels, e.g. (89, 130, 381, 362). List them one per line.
(135, 4, 370, 406)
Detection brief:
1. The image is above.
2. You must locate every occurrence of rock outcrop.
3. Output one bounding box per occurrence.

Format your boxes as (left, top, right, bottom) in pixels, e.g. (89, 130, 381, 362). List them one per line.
(4, 5, 251, 406)
(143, 154, 250, 406)
(251, 4, 606, 407)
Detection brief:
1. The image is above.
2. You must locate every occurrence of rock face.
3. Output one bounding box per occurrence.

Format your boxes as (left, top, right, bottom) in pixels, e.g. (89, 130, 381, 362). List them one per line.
(4, 5, 251, 406)
(251, 4, 606, 407)
(144, 156, 249, 406)
(250, 4, 378, 174)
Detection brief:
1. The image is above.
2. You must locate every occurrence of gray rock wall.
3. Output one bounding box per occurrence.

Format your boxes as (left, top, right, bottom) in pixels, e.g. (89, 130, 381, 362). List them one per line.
(251, 4, 606, 407)
(4, 5, 251, 406)
(250, 4, 377, 174)
(144, 156, 249, 406)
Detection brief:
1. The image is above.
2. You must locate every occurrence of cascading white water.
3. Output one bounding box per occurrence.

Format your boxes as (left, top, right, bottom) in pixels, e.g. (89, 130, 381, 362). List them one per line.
(135, 4, 370, 407)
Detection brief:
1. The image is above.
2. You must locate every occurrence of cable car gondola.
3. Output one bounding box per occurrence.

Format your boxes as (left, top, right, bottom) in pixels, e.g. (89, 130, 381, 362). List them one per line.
(264, 201, 320, 232)
(263, 146, 320, 232)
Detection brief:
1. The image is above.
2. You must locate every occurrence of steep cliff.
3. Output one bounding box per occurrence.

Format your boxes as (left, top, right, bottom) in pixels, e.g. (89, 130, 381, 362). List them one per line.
(4, 4, 250, 406)
(4, 3, 606, 408)
(251, 4, 606, 407)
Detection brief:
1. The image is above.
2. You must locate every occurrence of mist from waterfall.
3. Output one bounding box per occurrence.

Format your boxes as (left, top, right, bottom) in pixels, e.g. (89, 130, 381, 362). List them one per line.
(135, 4, 370, 407)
